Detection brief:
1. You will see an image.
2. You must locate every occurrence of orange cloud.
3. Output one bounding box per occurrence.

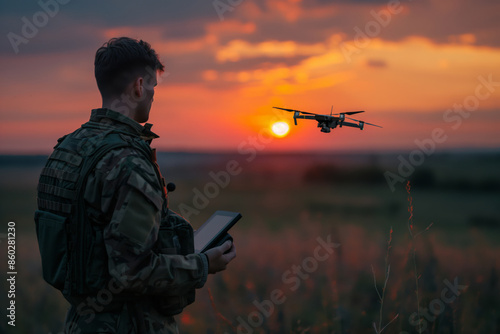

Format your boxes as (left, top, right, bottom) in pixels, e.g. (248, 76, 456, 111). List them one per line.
(216, 40, 327, 62)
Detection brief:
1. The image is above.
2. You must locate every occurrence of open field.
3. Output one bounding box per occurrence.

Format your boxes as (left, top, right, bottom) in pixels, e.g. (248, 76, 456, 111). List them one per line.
(1, 151, 499, 333)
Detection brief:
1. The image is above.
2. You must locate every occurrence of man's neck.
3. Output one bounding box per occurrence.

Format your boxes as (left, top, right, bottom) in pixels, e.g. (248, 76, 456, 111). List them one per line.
(101, 99, 136, 121)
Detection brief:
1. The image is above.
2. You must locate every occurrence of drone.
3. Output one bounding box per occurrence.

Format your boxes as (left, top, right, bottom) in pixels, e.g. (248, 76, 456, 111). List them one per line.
(273, 106, 382, 133)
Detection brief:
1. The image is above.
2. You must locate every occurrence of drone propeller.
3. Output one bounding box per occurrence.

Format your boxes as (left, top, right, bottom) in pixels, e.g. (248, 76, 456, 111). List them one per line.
(346, 116, 383, 128)
(273, 107, 319, 116)
(333, 110, 365, 115)
(273, 106, 303, 112)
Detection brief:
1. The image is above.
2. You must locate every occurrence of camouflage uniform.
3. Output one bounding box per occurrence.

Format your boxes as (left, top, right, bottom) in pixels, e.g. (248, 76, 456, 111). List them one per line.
(37, 108, 208, 333)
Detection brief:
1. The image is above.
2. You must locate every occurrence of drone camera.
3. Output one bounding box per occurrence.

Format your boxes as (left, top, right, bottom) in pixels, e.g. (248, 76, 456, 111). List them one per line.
(359, 121, 364, 130)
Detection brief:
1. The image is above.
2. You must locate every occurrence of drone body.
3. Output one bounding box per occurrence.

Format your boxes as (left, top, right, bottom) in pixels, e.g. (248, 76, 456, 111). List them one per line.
(273, 106, 382, 133)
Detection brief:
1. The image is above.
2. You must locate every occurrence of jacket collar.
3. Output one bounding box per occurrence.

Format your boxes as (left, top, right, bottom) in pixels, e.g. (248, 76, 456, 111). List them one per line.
(90, 108, 159, 141)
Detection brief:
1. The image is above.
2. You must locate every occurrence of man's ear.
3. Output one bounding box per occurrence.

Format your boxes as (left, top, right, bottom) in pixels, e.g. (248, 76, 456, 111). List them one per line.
(133, 77, 144, 98)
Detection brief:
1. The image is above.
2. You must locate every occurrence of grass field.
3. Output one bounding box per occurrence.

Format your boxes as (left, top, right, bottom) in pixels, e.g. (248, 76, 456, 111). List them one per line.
(1, 151, 499, 333)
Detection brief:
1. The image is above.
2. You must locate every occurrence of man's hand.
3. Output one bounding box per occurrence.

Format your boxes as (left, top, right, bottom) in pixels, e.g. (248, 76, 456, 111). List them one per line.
(204, 241, 236, 274)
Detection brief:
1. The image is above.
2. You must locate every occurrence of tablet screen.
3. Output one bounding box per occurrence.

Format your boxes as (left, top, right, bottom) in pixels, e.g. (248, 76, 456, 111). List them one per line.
(194, 211, 241, 252)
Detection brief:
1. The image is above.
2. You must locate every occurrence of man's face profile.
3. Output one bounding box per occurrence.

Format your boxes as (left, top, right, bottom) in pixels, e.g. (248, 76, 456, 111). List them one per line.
(134, 72, 157, 123)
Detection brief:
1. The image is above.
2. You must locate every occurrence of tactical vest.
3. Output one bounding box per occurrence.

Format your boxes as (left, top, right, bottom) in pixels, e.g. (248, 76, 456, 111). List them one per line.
(35, 120, 196, 315)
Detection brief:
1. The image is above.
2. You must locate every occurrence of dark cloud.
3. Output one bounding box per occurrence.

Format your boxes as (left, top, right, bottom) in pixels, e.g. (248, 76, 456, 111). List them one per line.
(248, 0, 500, 48)
(1, 0, 499, 64)
(0, 0, 216, 24)
(370, 0, 500, 47)
(365, 58, 387, 68)
(2, 0, 500, 57)
(0, 1, 217, 55)
(1, 15, 103, 55)
(161, 21, 206, 41)
(310, 0, 390, 5)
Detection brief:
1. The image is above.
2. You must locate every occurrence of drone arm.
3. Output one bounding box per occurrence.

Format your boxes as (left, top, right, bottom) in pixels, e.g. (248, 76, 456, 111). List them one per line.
(340, 121, 361, 129)
(294, 115, 316, 120)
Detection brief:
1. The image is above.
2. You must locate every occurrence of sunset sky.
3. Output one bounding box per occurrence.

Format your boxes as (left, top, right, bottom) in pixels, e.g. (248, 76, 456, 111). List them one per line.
(1, 0, 499, 154)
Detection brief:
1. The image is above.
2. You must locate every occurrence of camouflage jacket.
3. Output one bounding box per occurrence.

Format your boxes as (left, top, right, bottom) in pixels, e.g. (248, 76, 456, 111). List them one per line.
(58, 108, 208, 333)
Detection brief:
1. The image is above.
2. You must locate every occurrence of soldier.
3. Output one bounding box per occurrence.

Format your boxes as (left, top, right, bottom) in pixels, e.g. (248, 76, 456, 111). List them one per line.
(35, 37, 236, 333)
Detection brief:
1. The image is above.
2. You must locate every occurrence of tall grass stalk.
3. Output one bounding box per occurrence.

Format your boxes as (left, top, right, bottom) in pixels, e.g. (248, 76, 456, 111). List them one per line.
(406, 180, 423, 333)
(372, 227, 399, 333)
(406, 181, 433, 333)
(207, 287, 236, 333)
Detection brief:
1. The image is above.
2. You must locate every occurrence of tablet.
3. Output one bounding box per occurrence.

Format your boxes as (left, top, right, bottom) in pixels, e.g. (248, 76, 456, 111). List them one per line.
(194, 211, 241, 253)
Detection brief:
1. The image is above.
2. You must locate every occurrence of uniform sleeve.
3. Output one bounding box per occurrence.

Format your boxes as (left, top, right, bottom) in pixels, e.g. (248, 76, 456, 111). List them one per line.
(87, 148, 208, 295)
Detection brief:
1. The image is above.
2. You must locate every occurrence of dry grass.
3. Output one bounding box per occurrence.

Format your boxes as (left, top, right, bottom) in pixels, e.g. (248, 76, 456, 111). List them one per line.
(1, 153, 499, 333)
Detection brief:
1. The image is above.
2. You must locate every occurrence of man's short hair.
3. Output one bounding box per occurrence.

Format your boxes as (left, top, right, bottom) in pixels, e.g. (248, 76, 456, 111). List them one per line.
(94, 37, 165, 98)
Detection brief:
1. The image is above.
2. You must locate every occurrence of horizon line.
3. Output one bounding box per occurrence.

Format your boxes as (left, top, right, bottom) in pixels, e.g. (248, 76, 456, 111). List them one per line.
(1, 146, 499, 158)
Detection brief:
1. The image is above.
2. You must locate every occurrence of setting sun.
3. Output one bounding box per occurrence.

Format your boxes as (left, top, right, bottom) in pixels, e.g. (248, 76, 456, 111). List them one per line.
(271, 121, 290, 138)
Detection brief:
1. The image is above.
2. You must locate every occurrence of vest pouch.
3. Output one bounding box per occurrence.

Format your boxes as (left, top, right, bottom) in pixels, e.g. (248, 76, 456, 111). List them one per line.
(174, 223, 194, 255)
(156, 210, 194, 255)
(156, 224, 178, 255)
(154, 210, 196, 316)
(163, 210, 194, 255)
(35, 210, 68, 290)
